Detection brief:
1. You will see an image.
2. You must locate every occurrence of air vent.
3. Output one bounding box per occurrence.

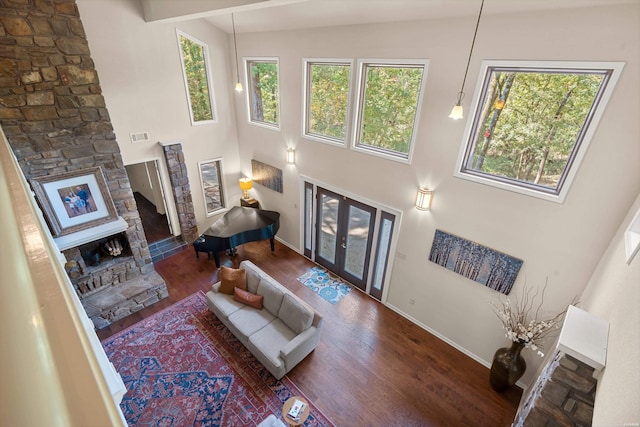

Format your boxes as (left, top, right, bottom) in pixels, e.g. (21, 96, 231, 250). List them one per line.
(129, 132, 150, 143)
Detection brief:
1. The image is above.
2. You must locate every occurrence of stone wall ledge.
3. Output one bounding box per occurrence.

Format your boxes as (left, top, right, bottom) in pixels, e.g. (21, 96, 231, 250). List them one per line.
(82, 269, 168, 329)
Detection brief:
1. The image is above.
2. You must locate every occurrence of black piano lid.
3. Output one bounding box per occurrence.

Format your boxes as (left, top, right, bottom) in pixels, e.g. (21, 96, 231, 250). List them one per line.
(203, 206, 280, 238)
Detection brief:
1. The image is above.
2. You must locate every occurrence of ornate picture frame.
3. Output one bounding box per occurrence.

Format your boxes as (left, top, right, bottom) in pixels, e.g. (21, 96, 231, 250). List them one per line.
(30, 167, 118, 237)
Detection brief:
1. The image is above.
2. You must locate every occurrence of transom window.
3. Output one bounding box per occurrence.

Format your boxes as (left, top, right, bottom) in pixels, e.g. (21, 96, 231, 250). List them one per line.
(246, 58, 280, 128)
(176, 30, 216, 125)
(455, 60, 623, 202)
(303, 59, 353, 145)
(352, 60, 428, 163)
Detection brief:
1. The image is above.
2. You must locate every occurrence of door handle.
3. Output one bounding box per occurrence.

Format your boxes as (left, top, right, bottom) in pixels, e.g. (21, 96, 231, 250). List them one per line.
(341, 243, 347, 249)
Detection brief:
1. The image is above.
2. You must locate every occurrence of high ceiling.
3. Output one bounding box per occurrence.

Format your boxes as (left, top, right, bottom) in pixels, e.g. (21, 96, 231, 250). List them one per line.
(140, 0, 636, 33)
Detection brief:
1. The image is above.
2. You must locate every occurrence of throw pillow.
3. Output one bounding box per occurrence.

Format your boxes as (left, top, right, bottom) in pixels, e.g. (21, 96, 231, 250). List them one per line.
(219, 266, 247, 295)
(233, 287, 264, 310)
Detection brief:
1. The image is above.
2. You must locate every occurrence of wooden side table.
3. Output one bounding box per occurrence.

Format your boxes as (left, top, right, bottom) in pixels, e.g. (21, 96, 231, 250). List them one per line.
(240, 197, 260, 209)
(281, 396, 309, 427)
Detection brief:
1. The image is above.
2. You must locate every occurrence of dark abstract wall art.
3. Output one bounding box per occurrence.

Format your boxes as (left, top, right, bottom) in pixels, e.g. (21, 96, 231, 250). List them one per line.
(428, 229, 523, 295)
(251, 159, 283, 193)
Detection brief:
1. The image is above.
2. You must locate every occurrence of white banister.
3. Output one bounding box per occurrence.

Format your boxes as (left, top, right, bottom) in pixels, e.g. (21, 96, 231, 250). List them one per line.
(0, 126, 126, 426)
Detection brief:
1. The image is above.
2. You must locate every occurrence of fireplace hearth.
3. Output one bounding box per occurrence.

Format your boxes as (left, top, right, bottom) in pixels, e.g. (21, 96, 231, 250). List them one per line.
(62, 227, 168, 328)
(0, 0, 169, 329)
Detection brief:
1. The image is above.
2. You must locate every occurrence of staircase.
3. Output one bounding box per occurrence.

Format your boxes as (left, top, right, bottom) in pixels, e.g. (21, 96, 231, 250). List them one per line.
(149, 235, 189, 263)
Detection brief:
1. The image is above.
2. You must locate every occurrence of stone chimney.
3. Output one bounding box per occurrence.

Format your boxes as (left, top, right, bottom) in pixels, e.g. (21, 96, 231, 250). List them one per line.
(0, 0, 168, 328)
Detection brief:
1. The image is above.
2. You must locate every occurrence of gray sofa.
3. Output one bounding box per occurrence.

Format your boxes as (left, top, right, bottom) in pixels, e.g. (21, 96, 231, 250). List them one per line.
(205, 260, 323, 379)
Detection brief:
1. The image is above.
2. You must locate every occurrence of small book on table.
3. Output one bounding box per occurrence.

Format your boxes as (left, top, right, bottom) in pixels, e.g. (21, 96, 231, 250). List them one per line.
(286, 399, 305, 422)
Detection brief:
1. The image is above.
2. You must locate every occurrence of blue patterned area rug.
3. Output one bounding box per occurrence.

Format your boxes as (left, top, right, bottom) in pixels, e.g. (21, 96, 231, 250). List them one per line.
(297, 267, 352, 304)
(101, 292, 335, 426)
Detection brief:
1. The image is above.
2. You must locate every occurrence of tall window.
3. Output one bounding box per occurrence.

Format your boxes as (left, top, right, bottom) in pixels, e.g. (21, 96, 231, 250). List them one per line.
(177, 31, 216, 124)
(246, 58, 280, 128)
(353, 60, 428, 162)
(455, 60, 624, 202)
(198, 159, 226, 216)
(303, 59, 352, 145)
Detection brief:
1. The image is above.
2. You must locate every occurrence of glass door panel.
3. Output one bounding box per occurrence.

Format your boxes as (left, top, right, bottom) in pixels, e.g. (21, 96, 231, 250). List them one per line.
(305, 182, 395, 299)
(342, 202, 375, 290)
(303, 182, 313, 258)
(315, 188, 341, 270)
(344, 205, 370, 279)
(370, 211, 395, 300)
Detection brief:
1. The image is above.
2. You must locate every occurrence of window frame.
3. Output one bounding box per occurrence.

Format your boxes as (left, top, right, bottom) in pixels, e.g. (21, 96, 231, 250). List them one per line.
(302, 58, 355, 147)
(244, 56, 281, 130)
(176, 30, 217, 126)
(454, 60, 624, 203)
(197, 158, 227, 217)
(351, 58, 429, 164)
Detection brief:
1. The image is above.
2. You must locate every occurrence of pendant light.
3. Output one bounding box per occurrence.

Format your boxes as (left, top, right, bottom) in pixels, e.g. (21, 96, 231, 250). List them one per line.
(449, 0, 485, 120)
(232, 13, 243, 92)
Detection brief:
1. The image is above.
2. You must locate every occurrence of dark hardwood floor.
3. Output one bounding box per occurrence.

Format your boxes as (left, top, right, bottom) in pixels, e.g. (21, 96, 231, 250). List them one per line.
(134, 191, 172, 243)
(97, 240, 522, 426)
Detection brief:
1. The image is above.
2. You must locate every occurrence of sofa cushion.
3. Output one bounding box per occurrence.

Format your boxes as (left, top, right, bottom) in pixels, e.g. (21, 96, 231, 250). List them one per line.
(219, 266, 247, 295)
(245, 267, 261, 294)
(233, 287, 264, 310)
(257, 414, 286, 427)
(278, 294, 314, 334)
(257, 278, 285, 315)
(249, 318, 297, 370)
(208, 290, 245, 319)
(228, 307, 275, 339)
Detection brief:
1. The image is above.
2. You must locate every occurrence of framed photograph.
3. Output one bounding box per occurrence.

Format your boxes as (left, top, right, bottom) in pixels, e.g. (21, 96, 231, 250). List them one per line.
(198, 158, 226, 216)
(30, 167, 118, 237)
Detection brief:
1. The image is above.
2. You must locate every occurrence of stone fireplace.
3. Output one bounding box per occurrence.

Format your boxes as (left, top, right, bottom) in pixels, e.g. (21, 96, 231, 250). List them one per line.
(0, 0, 168, 328)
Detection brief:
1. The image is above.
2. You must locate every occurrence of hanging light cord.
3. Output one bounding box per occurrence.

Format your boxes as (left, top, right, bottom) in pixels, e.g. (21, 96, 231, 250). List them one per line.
(232, 13, 240, 84)
(456, 0, 485, 102)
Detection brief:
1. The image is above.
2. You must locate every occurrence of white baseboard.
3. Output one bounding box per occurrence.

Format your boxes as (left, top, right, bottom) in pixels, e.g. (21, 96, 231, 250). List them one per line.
(275, 236, 300, 253)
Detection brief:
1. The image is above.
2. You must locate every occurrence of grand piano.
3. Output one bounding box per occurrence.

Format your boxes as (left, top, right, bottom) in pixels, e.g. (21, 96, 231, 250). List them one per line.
(193, 206, 280, 267)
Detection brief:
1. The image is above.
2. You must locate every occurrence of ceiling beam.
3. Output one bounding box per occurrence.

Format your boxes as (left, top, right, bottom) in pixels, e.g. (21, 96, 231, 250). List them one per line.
(140, 0, 308, 24)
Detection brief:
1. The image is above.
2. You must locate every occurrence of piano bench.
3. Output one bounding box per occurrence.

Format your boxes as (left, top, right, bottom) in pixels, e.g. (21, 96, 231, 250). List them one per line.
(193, 237, 212, 261)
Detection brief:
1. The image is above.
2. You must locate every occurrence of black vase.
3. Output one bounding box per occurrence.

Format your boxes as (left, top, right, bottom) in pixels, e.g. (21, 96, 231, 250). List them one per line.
(490, 341, 526, 392)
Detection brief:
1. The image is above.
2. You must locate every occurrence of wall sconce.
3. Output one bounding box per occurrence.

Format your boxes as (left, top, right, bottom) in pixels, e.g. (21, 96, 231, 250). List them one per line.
(286, 148, 295, 164)
(239, 177, 252, 199)
(415, 187, 433, 211)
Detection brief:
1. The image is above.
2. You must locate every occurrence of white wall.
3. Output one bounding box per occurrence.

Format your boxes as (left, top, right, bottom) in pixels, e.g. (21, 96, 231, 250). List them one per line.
(77, 0, 640, 396)
(231, 3, 640, 387)
(77, 0, 243, 234)
(126, 162, 153, 202)
(126, 161, 167, 215)
(579, 194, 640, 425)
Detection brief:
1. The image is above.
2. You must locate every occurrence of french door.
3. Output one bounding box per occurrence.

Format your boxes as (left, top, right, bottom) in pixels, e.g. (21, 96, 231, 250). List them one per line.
(314, 187, 376, 291)
(303, 181, 397, 301)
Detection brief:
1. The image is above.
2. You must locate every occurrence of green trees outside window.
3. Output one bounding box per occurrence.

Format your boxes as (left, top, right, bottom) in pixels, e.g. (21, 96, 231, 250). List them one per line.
(247, 59, 279, 127)
(305, 62, 351, 142)
(178, 32, 215, 124)
(458, 61, 623, 201)
(355, 63, 426, 160)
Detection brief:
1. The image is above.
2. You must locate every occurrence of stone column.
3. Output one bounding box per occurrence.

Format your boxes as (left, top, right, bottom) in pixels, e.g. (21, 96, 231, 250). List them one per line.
(161, 142, 199, 243)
